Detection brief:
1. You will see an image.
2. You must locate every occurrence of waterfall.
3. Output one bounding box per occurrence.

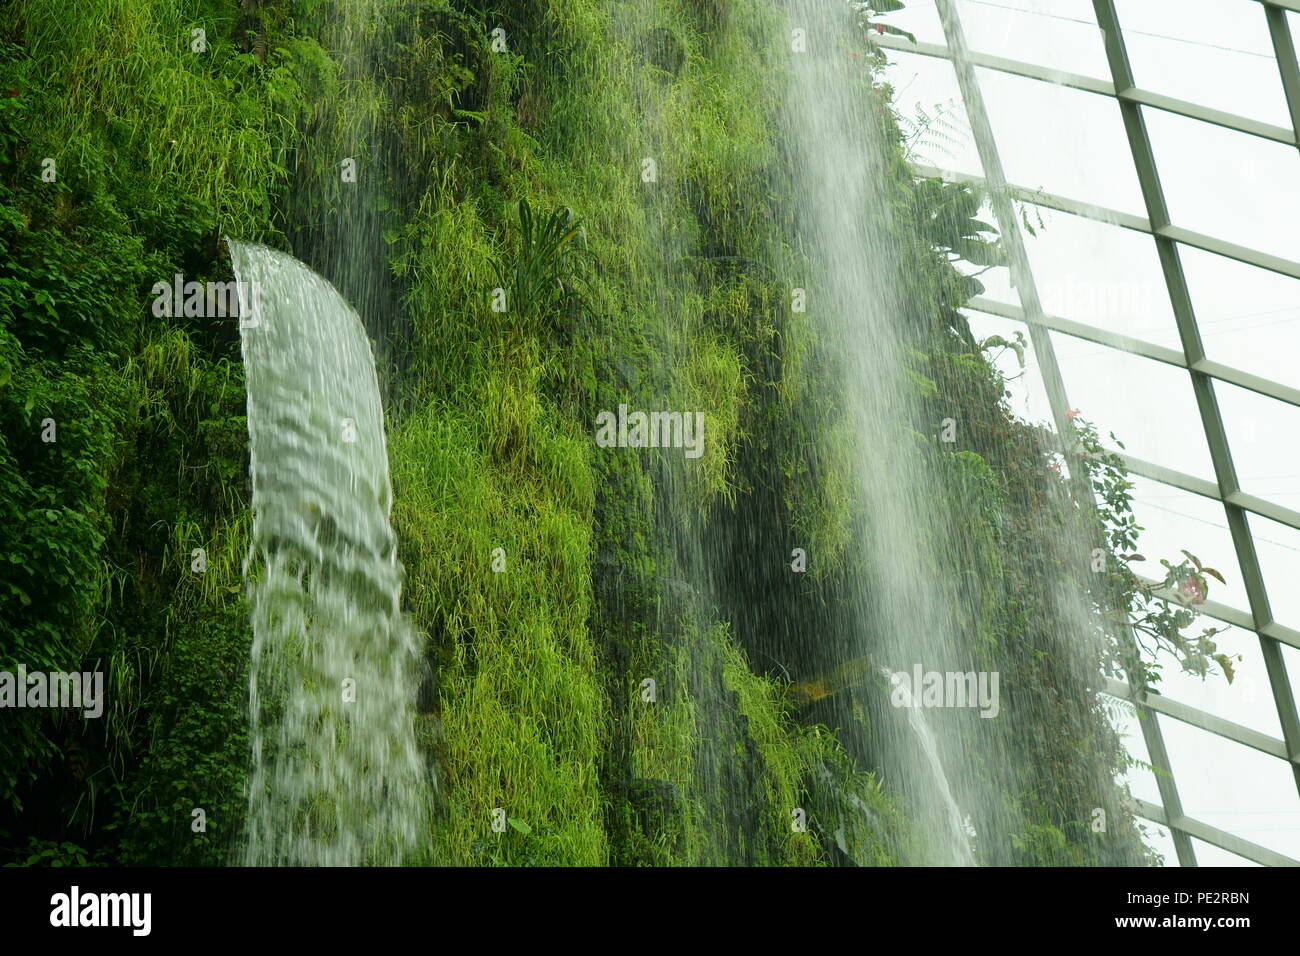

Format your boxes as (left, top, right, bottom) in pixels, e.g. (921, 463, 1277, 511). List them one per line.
(886, 670, 977, 866)
(231, 240, 429, 866)
(780, 0, 997, 864)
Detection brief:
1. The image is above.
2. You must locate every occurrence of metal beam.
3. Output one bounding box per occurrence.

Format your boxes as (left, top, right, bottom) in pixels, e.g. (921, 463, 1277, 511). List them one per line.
(1158, 225, 1300, 283)
(911, 162, 1300, 282)
(1102, 677, 1290, 760)
(1118, 453, 1300, 534)
(875, 36, 1114, 96)
(873, 36, 1297, 146)
(966, 295, 1183, 366)
(966, 296, 1300, 410)
(1259, 0, 1300, 17)
(1093, 0, 1300, 817)
(1263, 620, 1300, 652)
(1122, 87, 1294, 147)
(1267, 3, 1300, 148)
(1194, 360, 1300, 410)
(910, 163, 1300, 283)
(1134, 798, 1300, 867)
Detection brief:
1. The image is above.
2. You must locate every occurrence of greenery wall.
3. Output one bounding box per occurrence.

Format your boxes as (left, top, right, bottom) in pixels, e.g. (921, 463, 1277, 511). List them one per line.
(1, 0, 1176, 866)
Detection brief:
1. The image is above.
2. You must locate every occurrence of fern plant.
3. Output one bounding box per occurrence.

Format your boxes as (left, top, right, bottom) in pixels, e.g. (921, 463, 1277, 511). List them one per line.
(899, 100, 966, 167)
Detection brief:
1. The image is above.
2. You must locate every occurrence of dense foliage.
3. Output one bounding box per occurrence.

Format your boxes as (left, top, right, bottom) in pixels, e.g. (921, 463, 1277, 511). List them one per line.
(0, 0, 1227, 867)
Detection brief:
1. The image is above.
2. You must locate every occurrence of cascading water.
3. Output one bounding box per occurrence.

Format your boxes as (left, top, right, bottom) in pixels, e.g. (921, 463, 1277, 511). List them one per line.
(774, 0, 1135, 866)
(780, 0, 996, 864)
(886, 669, 976, 866)
(231, 240, 429, 866)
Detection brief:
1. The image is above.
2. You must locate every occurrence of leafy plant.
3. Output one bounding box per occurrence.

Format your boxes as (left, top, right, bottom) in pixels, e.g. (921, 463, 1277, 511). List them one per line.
(1067, 414, 1234, 690)
(490, 198, 592, 335)
(911, 178, 1005, 276)
(899, 101, 966, 167)
(977, 330, 1027, 376)
(858, 1, 917, 47)
(5, 837, 91, 867)
(469, 818, 559, 866)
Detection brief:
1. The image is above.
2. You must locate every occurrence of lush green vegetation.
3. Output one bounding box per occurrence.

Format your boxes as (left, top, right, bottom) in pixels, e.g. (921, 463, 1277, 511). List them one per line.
(1, 0, 1228, 867)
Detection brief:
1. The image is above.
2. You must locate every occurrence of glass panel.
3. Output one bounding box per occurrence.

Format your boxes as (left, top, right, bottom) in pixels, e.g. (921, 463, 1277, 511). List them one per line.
(1180, 244, 1300, 390)
(977, 67, 1146, 215)
(1161, 716, 1300, 861)
(882, 50, 985, 176)
(1127, 474, 1250, 613)
(1051, 335, 1217, 481)
(956, 0, 1111, 79)
(1153, 625, 1282, 739)
(1021, 206, 1182, 350)
(1145, 106, 1300, 264)
(1116, 0, 1293, 128)
(1189, 837, 1261, 867)
(1217, 381, 1300, 512)
(1246, 512, 1300, 631)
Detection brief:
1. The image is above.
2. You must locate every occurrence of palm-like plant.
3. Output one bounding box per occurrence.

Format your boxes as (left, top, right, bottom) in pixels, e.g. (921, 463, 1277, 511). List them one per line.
(491, 198, 592, 333)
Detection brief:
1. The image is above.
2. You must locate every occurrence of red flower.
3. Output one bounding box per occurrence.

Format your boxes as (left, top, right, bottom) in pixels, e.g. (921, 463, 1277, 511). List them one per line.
(1179, 576, 1206, 605)
(875, 24, 886, 34)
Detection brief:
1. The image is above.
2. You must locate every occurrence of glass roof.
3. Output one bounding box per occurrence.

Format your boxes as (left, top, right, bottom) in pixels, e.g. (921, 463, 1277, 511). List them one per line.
(879, 0, 1300, 867)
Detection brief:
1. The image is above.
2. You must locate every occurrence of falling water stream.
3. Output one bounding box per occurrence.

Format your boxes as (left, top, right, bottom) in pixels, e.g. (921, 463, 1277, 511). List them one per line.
(887, 670, 977, 866)
(781, 0, 986, 864)
(232, 240, 428, 866)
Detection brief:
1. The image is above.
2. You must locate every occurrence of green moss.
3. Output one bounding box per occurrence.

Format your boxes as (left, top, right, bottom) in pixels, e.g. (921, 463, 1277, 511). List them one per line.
(389, 400, 607, 866)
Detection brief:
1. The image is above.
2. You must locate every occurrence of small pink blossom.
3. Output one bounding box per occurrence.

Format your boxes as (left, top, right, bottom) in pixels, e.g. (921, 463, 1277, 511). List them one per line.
(1179, 576, 1206, 605)
(1064, 408, 1082, 419)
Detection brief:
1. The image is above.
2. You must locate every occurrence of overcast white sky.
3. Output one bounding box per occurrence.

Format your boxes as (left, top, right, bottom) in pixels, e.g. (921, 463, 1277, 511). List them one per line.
(876, 0, 1300, 865)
